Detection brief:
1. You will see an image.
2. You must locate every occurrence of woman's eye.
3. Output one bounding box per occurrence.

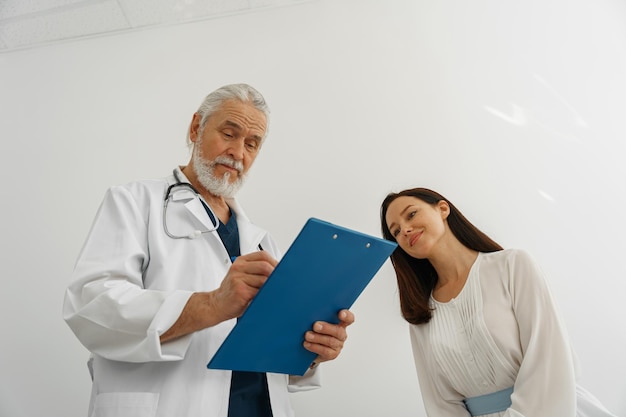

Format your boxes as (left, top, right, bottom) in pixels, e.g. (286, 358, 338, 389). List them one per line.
(408, 210, 416, 219)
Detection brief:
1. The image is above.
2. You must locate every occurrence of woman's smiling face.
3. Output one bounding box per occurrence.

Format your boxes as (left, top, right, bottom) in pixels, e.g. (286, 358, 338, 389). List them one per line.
(385, 195, 449, 259)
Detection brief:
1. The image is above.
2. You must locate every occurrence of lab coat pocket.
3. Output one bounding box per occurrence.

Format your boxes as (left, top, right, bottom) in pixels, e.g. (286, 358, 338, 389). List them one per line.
(91, 392, 159, 417)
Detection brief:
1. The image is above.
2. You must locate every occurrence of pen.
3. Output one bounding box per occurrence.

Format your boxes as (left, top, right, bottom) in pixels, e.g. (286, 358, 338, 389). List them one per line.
(230, 245, 263, 263)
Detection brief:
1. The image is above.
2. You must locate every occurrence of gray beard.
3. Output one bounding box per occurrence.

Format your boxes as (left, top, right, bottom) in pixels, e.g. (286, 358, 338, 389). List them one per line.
(192, 151, 246, 198)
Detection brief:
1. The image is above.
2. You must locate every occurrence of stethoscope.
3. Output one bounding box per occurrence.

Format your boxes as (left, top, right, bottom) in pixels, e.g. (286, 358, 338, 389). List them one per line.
(163, 168, 219, 239)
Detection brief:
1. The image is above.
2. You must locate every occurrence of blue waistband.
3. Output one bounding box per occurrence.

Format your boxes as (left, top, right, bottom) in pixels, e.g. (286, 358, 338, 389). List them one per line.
(463, 386, 514, 416)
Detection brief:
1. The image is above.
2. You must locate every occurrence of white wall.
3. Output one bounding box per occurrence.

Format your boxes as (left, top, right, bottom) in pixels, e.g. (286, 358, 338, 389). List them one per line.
(1, 1, 625, 416)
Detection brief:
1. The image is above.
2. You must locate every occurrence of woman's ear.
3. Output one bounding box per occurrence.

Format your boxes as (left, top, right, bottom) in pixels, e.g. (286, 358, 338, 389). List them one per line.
(438, 200, 450, 219)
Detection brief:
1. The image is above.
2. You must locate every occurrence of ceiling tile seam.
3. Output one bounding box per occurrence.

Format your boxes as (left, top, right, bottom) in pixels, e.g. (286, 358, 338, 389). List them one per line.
(0, 0, 114, 24)
(113, 0, 133, 28)
(102, 0, 320, 32)
(168, 0, 318, 25)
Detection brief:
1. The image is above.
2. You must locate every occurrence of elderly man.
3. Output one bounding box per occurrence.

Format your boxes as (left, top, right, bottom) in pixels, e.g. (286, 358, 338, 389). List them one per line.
(63, 83, 354, 417)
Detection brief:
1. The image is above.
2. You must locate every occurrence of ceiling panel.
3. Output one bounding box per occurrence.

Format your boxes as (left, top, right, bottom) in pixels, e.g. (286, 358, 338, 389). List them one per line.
(0, 0, 91, 20)
(0, 1, 128, 49)
(0, 0, 312, 53)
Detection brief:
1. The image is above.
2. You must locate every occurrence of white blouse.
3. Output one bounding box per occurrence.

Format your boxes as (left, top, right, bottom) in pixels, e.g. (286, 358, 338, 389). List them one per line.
(409, 249, 616, 417)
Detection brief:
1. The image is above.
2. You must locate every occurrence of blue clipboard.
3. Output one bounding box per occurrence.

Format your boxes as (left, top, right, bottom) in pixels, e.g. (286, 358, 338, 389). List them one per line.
(206, 217, 397, 376)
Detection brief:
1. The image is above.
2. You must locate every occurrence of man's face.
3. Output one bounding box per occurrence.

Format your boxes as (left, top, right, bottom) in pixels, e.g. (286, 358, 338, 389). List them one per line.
(188, 99, 267, 197)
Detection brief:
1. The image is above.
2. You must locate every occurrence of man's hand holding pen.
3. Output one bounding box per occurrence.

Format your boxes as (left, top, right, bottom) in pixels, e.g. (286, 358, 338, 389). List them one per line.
(219, 252, 356, 368)
(212, 251, 278, 322)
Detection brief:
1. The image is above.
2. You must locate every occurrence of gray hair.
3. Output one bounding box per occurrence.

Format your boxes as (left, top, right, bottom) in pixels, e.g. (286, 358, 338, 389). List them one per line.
(187, 83, 270, 148)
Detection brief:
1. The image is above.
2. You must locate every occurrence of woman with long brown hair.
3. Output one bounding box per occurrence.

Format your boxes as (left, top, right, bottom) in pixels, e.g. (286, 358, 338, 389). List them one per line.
(381, 187, 615, 417)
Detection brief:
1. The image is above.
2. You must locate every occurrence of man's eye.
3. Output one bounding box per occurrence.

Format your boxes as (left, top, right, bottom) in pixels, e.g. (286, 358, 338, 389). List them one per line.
(245, 140, 259, 150)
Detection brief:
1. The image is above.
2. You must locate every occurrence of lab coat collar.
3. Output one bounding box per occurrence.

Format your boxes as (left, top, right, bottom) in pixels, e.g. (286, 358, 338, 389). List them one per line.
(170, 166, 218, 235)
(172, 166, 267, 252)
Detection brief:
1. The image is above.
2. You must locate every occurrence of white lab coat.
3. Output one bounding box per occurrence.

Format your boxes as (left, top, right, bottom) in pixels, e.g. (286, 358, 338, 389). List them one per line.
(63, 168, 320, 417)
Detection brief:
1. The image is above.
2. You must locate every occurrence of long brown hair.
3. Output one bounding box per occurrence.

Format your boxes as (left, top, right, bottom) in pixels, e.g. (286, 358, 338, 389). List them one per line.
(380, 188, 503, 325)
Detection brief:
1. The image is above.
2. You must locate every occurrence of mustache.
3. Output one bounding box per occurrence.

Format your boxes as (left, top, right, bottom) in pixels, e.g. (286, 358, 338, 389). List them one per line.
(212, 156, 243, 173)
